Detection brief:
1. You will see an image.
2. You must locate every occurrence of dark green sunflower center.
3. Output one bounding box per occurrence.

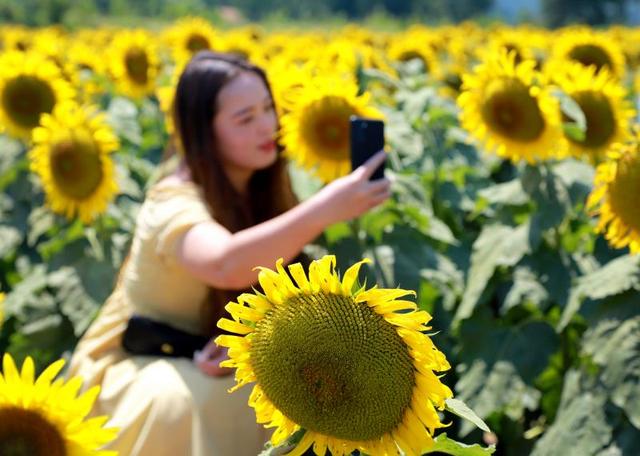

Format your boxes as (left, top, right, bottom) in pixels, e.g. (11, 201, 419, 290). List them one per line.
(2, 76, 55, 129)
(187, 34, 210, 53)
(303, 97, 353, 161)
(0, 407, 66, 456)
(398, 51, 429, 71)
(608, 151, 640, 230)
(124, 47, 150, 85)
(50, 138, 104, 200)
(563, 91, 615, 149)
(250, 293, 415, 441)
(568, 44, 612, 72)
(481, 77, 545, 142)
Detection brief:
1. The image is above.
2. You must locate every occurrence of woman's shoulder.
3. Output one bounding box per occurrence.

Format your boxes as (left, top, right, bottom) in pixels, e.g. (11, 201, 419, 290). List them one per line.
(146, 176, 203, 200)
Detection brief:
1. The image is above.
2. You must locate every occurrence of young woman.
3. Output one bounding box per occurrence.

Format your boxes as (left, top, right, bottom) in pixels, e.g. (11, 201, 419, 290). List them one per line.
(67, 51, 390, 455)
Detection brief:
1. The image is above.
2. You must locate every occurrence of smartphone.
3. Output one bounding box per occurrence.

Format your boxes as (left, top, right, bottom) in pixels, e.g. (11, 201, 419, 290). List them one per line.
(350, 116, 385, 181)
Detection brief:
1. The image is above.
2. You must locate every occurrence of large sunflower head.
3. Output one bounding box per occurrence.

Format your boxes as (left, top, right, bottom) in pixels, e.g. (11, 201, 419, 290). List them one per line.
(0, 51, 75, 140)
(29, 102, 119, 224)
(280, 76, 382, 183)
(216, 255, 453, 456)
(107, 30, 160, 100)
(458, 49, 566, 163)
(549, 28, 626, 79)
(552, 62, 634, 162)
(0, 353, 117, 455)
(587, 128, 640, 254)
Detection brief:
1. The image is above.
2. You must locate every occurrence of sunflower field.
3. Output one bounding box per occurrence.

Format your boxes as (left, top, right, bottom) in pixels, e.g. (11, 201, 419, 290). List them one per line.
(1, 18, 640, 455)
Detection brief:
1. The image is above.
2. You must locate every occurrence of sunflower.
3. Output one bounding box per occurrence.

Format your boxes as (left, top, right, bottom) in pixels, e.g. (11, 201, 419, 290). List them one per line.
(587, 129, 640, 253)
(0, 51, 75, 140)
(280, 76, 382, 183)
(552, 63, 634, 162)
(549, 28, 626, 79)
(216, 255, 453, 456)
(108, 30, 160, 100)
(0, 353, 117, 455)
(165, 17, 219, 66)
(29, 102, 119, 223)
(387, 37, 439, 76)
(458, 50, 565, 163)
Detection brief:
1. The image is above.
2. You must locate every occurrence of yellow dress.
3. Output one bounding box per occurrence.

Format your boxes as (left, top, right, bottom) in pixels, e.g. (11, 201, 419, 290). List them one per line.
(67, 180, 268, 456)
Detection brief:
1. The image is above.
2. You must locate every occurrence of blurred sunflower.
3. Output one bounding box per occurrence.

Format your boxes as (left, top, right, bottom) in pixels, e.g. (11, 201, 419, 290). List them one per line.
(0, 51, 75, 140)
(165, 17, 218, 65)
(0, 353, 117, 455)
(108, 30, 160, 100)
(550, 28, 626, 79)
(216, 255, 452, 456)
(481, 28, 536, 66)
(29, 102, 119, 223)
(387, 38, 439, 76)
(553, 63, 634, 162)
(458, 50, 565, 163)
(280, 76, 381, 183)
(588, 129, 640, 253)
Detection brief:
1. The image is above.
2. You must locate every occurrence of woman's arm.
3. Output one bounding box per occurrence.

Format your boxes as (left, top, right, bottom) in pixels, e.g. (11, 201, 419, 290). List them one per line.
(176, 151, 390, 289)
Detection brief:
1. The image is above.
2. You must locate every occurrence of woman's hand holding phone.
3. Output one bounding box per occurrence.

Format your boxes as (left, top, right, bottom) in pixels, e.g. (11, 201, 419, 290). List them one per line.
(311, 150, 390, 226)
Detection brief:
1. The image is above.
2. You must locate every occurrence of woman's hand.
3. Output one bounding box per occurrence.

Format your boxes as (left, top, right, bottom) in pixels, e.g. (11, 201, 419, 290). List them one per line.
(194, 338, 233, 377)
(311, 150, 391, 226)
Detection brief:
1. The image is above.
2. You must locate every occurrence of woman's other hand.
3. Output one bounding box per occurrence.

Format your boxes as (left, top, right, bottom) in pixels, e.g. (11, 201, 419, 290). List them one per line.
(312, 150, 391, 225)
(194, 339, 233, 377)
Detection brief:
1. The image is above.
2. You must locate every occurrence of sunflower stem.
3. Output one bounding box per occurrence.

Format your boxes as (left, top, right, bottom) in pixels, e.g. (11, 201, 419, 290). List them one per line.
(350, 219, 390, 288)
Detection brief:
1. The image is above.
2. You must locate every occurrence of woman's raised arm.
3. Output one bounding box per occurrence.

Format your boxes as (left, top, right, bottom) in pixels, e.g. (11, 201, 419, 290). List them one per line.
(176, 150, 390, 289)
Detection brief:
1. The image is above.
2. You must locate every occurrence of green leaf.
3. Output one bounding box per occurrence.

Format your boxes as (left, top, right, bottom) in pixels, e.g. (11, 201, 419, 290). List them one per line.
(445, 398, 491, 433)
(454, 223, 533, 324)
(106, 97, 142, 145)
(563, 123, 586, 142)
(531, 377, 611, 456)
(424, 433, 495, 455)
(455, 314, 559, 436)
(558, 254, 640, 330)
(552, 88, 586, 130)
(582, 313, 640, 428)
(0, 225, 22, 258)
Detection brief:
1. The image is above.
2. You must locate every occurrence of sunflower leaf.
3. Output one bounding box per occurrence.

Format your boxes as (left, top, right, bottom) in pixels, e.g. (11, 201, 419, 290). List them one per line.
(423, 433, 495, 455)
(558, 254, 640, 331)
(552, 88, 586, 131)
(445, 398, 491, 433)
(454, 223, 533, 325)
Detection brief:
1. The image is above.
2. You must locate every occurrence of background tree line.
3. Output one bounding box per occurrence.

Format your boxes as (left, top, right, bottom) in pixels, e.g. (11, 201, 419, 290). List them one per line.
(0, 0, 637, 28)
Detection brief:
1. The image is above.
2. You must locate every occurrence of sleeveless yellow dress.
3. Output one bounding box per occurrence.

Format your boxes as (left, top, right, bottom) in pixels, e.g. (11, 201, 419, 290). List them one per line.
(67, 181, 268, 456)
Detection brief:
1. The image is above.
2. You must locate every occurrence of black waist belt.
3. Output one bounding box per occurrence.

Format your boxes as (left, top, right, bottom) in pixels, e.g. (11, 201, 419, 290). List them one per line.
(122, 315, 210, 358)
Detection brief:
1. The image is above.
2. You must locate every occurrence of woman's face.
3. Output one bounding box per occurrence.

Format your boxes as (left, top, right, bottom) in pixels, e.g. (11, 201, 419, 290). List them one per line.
(213, 71, 278, 177)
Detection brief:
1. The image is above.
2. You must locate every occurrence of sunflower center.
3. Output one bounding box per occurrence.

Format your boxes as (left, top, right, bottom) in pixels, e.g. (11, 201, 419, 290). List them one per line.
(481, 77, 545, 142)
(251, 293, 415, 441)
(50, 137, 104, 200)
(398, 51, 429, 71)
(564, 91, 615, 149)
(0, 407, 66, 456)
(301, 96, 354, 161)
(608, 152, 640, 231)
(568, 44, 612, 72)
(124, 47, 150, 85)
(2, 76, 55, 129)
(186, 34, 210, 52)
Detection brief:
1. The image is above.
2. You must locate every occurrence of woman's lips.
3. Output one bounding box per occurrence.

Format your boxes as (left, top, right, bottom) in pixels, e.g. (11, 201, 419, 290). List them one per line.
(258, 140, 276, 152)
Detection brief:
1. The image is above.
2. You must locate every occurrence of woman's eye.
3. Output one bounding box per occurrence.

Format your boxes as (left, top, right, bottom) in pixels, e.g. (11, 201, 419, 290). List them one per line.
(239, 116, 253, 125)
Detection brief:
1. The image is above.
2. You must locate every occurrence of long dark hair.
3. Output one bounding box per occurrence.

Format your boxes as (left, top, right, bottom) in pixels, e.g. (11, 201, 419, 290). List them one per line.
(170, 51, 304, 334)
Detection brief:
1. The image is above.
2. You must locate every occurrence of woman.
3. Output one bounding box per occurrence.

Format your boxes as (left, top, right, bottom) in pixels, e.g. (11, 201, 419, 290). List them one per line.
(67, 51, 390, 455)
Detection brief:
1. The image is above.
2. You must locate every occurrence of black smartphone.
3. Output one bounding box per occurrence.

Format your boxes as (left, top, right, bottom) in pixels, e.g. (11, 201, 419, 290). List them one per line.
(350, 116, 385, 180)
